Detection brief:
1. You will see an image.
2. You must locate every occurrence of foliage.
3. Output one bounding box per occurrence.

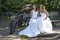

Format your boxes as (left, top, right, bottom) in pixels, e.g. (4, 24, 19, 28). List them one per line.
(1, 0, 60, 13)
(26, 0, 60, 11)
(1, 0, 26, 12)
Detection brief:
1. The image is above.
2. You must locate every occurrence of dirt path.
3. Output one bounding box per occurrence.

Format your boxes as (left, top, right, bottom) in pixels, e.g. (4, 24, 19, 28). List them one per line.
(0, 18, 21, 40)
(0, 17, 60, 40)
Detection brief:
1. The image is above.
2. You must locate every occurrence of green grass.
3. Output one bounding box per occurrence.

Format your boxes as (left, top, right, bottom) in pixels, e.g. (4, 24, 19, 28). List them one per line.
(20, 35, 29, 39)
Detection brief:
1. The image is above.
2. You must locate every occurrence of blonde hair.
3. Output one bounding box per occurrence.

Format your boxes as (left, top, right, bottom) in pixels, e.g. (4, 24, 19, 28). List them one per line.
(40, 4, 45, 10)
(38, 4, 45, 14)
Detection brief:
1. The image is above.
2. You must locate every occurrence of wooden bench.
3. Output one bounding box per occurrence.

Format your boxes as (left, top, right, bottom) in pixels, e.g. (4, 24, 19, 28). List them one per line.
(49, 12, 60, 27)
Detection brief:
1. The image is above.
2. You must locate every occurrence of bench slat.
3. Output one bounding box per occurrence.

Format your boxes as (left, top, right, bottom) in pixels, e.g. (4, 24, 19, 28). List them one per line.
(51, 20, 60, 22)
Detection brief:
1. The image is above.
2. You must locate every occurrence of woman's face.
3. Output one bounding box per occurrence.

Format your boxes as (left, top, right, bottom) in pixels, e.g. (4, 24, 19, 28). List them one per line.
(33, 5, 36, 10)
(40, 5, 45, 11)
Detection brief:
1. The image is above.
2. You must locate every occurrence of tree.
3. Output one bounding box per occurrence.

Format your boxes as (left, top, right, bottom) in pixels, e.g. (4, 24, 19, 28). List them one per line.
(26, 0, 60, 11)
(1, 0, 27, 12)
(1, 0, 60, 13)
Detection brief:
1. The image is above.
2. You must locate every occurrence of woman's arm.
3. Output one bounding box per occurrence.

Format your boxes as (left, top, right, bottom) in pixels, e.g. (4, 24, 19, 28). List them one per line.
(44, 10, 49, 20)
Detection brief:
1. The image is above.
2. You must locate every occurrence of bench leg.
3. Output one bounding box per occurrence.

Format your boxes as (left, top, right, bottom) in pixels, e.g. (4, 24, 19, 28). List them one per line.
(52, 22, 55, 29)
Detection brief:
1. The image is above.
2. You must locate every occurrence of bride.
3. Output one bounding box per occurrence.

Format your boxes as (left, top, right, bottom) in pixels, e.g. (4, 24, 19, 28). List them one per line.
(19, 4, 55, 37)
(37, 4, 53, 33)
(19, 4, 40, 37)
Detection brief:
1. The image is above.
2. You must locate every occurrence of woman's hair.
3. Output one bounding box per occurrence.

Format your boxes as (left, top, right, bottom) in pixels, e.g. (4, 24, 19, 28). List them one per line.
(38, 4, 45, 15)
(40, 4, 45, 9)
(37, 5, 40, 15)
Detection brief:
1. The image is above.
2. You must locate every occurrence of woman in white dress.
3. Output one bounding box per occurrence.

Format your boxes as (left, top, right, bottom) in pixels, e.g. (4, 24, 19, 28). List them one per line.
(19, 4, 40, 37)
(37, 4, 53, 33)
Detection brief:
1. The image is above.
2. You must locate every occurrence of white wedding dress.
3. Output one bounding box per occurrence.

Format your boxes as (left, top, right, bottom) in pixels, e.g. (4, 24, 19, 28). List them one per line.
(37, 12, 53, 33)
(19, 10, 40, 37)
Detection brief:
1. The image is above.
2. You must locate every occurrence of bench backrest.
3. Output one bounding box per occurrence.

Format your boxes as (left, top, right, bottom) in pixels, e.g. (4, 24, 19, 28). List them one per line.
(49, 12, 60, 20)
(49, 12, 59, 16)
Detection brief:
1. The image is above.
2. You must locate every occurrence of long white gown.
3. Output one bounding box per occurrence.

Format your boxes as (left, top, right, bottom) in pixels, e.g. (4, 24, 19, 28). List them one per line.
(37, 12, 53, 33)
(19, 10, 40, 37)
